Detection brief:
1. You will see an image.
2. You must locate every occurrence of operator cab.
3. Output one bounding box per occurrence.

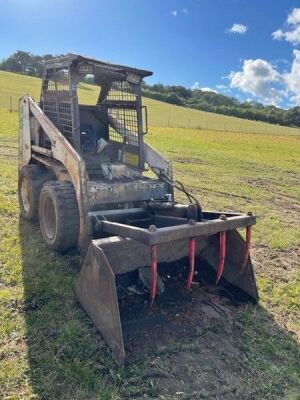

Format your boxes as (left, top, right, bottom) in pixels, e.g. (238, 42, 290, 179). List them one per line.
(40, 54, 152, 180)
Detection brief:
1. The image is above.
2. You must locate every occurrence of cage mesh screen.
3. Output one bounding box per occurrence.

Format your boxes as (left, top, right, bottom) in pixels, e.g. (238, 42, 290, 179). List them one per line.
(105, 81, 139, 146)
(42, 67, 74, 143)
(108, 108, 139, 146)
(106, 81, 136, 102)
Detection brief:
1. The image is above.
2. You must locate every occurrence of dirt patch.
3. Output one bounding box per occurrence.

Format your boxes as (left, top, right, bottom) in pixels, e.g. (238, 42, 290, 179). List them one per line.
(244, 178, 300, 218)
(174, 157, 211, 166)
(245, 178, 300, 200)
(140, 332, 252, 400)
(122, 286, 233, 364)
(252, 243, 300, 281)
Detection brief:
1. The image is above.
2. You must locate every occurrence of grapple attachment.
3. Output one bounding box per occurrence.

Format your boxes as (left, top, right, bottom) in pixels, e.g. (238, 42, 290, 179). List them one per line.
(76, 206, 258, 366)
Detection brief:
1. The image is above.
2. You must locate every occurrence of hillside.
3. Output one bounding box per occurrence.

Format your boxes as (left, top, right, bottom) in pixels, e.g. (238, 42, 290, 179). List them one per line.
(0, 70, 299, 136)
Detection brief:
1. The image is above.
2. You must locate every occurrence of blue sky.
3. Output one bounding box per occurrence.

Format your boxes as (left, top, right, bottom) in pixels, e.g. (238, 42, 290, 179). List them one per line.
(0, 0, 300, 107)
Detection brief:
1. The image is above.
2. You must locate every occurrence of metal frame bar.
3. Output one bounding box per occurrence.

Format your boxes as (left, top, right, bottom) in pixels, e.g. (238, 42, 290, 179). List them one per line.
(99, 214, 256, 246)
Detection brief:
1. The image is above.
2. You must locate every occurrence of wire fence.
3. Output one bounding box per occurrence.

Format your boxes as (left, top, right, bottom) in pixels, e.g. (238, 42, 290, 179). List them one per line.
(1, 93, 300, 136)
(149, 119, 300, 136)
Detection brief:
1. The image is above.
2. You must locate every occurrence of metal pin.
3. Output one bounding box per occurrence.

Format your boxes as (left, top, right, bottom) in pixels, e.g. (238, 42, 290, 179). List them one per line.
(150, 245, 158, 305)
(241, 226, 251, 272)
(185, 237, 196, 291)
(216, 232, 226, 284)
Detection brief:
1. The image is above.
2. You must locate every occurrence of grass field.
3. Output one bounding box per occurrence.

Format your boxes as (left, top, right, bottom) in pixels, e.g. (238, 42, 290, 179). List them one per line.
(0, 72, 299, 399)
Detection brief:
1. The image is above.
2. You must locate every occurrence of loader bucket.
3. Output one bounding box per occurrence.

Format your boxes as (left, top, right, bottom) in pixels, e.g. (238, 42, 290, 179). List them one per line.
(75, 209, 258, 366)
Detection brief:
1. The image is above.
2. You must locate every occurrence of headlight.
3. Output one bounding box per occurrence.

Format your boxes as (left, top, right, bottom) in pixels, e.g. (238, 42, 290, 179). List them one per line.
(127, 73, 141, 84)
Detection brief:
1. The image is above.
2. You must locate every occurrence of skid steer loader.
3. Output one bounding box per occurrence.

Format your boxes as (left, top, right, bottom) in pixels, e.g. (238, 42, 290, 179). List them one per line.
(18, 54, 258, 366)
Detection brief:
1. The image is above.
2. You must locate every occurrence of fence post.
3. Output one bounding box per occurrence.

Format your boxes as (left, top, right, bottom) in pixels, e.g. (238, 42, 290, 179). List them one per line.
(9, 96, 12, 112)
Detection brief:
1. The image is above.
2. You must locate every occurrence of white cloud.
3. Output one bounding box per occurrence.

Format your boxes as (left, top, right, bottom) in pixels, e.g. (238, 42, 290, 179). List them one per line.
(287, 8, 300, 25)
(171, 9, 188, 17)
(192, 82, 217, 93)
(201, 87, 217, 93)
(227, 23, 248, 35)
(229, 58, 282, 105)
(272, 8, 300, 45)
(272, 29, 284, 40)
(284, 50, 300, 104)
(229, 52, 300, 106)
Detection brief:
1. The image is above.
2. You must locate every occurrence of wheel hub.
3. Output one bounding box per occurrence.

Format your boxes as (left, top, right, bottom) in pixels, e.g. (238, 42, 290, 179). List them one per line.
(42, 196, 56, 240)
(20, 177, 30, 213)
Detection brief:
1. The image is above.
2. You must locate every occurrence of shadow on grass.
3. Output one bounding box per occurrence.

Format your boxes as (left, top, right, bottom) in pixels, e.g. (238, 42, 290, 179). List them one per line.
(20, 218, 300, 400)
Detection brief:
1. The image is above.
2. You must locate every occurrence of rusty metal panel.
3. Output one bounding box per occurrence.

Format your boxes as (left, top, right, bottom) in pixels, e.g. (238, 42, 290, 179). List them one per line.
(200, 229, 259, 302)
(75, 242, 125, 366)
(44, 53, 153, 78)
(87, 179, 168, 207)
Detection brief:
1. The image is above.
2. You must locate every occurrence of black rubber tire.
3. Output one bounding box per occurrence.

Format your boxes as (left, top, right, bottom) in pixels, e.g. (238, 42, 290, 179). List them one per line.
(18, 164, 51, 222)
(39, 181, 79, 253)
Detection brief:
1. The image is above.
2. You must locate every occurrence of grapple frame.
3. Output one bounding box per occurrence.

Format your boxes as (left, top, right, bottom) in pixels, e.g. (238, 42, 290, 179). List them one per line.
(76, 207, 258, 366)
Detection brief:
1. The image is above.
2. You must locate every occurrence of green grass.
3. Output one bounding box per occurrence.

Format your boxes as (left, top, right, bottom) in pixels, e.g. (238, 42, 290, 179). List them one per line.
(0, 73, 300, 399)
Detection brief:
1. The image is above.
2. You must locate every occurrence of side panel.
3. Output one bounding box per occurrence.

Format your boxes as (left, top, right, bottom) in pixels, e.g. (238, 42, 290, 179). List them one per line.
(19, 96, 31, 169)
(144, 142, 173, 196)
(200, 229, 259, 302)
(144, 142, 172, 178)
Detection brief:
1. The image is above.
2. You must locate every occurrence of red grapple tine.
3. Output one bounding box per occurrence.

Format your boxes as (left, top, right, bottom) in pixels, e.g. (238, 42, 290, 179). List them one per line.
(185, 237, 196, 291)
(216, 231, 226, 285)
(150, 245, 158, 305)
(241, 226, 252, 272)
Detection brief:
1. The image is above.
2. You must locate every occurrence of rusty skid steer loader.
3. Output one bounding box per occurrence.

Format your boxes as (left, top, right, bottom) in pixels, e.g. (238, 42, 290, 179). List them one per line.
(18, 54, 258, 366)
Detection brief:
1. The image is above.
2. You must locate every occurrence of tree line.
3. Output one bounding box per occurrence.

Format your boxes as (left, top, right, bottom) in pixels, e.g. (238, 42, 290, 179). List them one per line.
(1, 51, 299, 128)
(0, 51, 62, 77)
(142, 83, 300, 128)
